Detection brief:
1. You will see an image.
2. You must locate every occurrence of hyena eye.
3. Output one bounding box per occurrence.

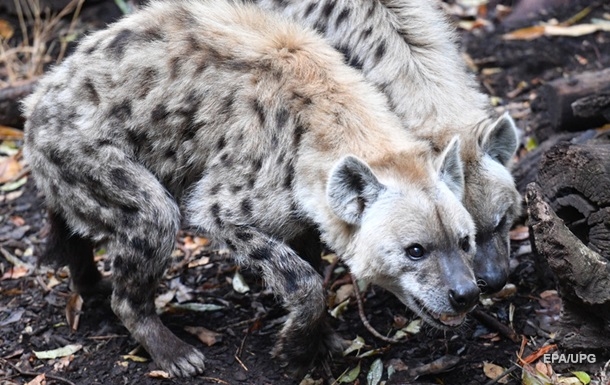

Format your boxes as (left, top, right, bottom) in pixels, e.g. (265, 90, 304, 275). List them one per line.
(405, 244, 425, 260)
(460, 236, 471, 253)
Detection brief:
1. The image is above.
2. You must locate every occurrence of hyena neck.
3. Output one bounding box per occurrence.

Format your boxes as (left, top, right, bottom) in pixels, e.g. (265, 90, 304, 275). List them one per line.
(253, 0, 491, 137)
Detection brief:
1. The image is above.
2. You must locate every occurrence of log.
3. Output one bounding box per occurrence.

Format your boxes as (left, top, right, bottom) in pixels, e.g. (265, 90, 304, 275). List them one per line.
(0, 81, 37, 128)
(536, 140, 610, 259)
(530, 68, 610, 141)
(525, 183, 610, 349)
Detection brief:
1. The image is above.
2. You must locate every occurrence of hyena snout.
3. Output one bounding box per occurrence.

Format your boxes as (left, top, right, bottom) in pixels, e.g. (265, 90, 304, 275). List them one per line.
(448, 280, 480, 313)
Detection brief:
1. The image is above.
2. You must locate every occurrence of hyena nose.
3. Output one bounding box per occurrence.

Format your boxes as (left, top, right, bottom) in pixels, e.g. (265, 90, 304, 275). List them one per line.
(478, 272, 508, 294)
(449, 283, 480, 312)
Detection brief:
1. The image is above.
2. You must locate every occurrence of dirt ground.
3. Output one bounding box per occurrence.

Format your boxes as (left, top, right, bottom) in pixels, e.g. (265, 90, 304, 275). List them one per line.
(1, 1, 610, 384)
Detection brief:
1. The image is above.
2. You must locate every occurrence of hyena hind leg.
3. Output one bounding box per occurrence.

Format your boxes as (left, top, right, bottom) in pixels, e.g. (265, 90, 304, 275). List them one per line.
(211, 223, 345, 374)
(42, 210, 110, 296)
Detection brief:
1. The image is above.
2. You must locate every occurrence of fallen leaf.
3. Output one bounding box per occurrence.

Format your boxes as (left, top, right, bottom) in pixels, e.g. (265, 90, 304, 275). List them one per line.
(0, 155, 23, 184)
(187, 255, 211, 268)
(147, 370, 171, 378)
(338, 362, 361, 383)
(184, 325, 222, 346)
(121, 354, 148, 362)
(25, 374, 45, 385)
(0, 176, 27, 192)
(65, 293, 83, 331)
(0, 308, 25, 326)
(330, 299, 350, 319)
(335, 284, 353, 303)
(343, 336, 365, 356)
(572, 371, 591, 384)
(510, 225, 530, 241)
(367, 358, 383, 385)
(34, 344, 82, 359)
(404, 319, 422, 334)
(1, 265, 32, 280)
(155, 289, 176, 310)
(232, 270, 250, 293)
(503, 25, 546, 40)
(0, 20, 14, 40)
(53, 355, 74, 371)
(558, 377, 582, 384)
(522, 363, 553, 385)
(483, 362, 508, 383)
(545, 23, 610, 37)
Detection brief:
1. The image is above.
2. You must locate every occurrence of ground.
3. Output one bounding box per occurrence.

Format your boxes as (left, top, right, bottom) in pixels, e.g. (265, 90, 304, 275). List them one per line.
(1, 1, 610, 384)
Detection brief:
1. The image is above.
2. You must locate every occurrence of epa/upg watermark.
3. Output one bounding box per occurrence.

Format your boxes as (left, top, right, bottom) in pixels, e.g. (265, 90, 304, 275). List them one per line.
(542, 353, 597, 364)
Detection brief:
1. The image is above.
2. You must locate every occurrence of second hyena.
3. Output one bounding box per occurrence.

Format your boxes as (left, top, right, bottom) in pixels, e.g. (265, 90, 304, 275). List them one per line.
(252, 0, 523, 293)
(24, 0, 480, 377)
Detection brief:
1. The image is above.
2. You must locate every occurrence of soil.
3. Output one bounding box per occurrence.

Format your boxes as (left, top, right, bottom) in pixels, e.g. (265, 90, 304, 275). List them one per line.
(1, 1, 610, 384)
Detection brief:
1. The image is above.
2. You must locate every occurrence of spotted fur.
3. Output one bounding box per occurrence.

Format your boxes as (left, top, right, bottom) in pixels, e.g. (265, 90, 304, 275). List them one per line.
(252, 0, 522, 293)
(24, 0, 480, 377)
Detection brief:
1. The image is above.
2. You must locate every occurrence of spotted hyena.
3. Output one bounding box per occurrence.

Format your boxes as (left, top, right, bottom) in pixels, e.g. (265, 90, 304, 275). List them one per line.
(252, 0, 522, 293)
(24, 0, 481, 377)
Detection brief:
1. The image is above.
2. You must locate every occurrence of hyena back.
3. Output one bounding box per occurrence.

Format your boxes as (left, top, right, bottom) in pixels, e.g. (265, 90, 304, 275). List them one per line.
(253, 0, 522, 293)
(24, 0, 480, 377)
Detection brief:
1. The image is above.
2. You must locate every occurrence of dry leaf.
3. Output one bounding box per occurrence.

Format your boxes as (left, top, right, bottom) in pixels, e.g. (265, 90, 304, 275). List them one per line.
(184, 325, 222, 346)
(187, 255, 211, 268)
(147, 370, 171, 379)
(0, 155, 23, 184)
(232, 271, 250, 293)
(0, 125, 23, 140)
(509, 225, 530, 241)
(545, 23, 610, 37)
(34, 344, 82, 359)
(503, 25, 546, 40)
(26, 374, 46, 385)
(53, 355, 74, 371)
(483, 362, 509, 383)
(65, 293, 83, 331)
(1, 265, 31, 280)
(121, 354, 148, 362)
(335, 284, 353, 303)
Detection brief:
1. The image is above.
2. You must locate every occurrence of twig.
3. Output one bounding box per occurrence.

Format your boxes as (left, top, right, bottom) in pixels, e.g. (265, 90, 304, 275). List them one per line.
(200, 377, 230, 384)
(350, 274, 403, 344)
(482, 364, 520, 385)
(1, 358, 77, 385)
(472, 308, 521, 343)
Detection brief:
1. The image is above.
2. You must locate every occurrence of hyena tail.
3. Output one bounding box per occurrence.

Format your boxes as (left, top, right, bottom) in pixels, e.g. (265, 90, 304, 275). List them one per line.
(41, 210, 108, 295)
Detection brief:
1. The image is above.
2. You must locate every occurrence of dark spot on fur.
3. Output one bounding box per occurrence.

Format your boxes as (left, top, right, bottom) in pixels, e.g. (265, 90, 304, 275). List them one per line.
(164, 148, 176, 158)
(247, 176, 256, 189)
(323, 1, 336, 18)
(210, 183, 222, 195)
(220, 153, 232, 167)
(216, 136, 226, 151)
(241, 198, 252, 215)
(253, 99, 266, 125)
(276, 107, 289, 129)
(109, 101, 132, 121)
(231, 185, 242, 193)
(106, 29, 135, 59)
(367, 1, 377, 18)
(374, 41, 386, 63)
(97, 138, 114, 147)
(235, 228, 253, 242)
(130, 237, 156, 257)
(304, 2, 317, 17)
(253, 158, 263, 172)
(281, 268, 299, 294)
(84, 41, 100, 54)
(142, 28, 163, 42)
(110, 168, 135, 190)
(250, 245, 271, 260)
(126, 129, 148, 150)
(293, 124, 305, 148)
(168, 56, 183, 79)
(83, 79, 100, 104)
(335, 8, 350, 28)
(138, 67, 158, 99)
(187, 34, 202, 51)
(151, 104, 170, 122)
(361, 27, 373, 41)
(348, 55, 364, 70)
(225, 239, 236, 251)
(221, 92, 235, 116)
(283, 163, 294, 189)
(313, 21, 327, 35)
(211, 203, 222, 226)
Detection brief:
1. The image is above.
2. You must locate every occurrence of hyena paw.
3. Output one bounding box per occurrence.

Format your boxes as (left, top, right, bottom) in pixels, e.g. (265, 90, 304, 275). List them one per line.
(272, 319, 345, 376)
(151, 339, 206, 377)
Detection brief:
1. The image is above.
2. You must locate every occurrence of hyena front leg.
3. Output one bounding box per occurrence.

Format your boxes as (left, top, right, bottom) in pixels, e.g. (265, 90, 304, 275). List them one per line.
(210, 224, 344, 373)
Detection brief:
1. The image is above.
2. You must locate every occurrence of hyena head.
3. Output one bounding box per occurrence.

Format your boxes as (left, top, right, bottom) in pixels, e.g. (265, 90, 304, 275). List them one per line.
(327, 138, 479, 328)
(463, 113, 522, 294)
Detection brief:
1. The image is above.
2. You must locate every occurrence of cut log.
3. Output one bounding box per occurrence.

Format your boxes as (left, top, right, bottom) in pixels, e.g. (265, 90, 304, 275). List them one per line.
(525, 183, 610, 349)
(536, 140, 610, 259)
(530, 68, 610, 141)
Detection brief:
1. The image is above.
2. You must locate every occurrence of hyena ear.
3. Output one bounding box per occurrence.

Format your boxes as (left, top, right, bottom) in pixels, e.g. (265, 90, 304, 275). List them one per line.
(436, 136, 465, 200)
(327, 156, 384, 225)
(480, 112, 519, 166)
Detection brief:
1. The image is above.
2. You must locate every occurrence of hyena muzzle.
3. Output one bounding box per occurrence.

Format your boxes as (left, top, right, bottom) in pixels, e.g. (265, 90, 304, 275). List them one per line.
(24, 0, 480, 377)
(252, 0, 523, 293)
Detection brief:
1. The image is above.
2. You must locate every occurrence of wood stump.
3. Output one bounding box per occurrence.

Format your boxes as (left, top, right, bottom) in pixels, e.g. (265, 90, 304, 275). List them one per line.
(526, 140, 610, 350)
